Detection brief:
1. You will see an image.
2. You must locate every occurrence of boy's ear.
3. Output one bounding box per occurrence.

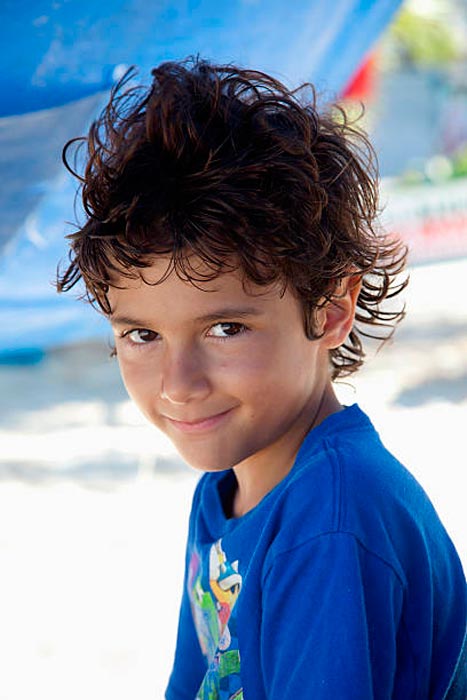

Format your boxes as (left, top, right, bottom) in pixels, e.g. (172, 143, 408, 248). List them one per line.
(318, 275, 362, 349)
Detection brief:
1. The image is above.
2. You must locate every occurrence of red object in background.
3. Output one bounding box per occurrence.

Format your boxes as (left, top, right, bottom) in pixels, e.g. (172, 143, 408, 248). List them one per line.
(342, 54, 376, 100)
(381, 178, 467, 264)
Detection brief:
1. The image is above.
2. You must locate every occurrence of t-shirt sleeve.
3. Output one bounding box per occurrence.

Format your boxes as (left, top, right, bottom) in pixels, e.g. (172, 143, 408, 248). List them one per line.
(261, 531, 404, 700)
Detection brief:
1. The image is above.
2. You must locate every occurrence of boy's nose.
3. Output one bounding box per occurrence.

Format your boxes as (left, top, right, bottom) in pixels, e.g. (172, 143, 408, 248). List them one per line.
(159, 345, 211, 405)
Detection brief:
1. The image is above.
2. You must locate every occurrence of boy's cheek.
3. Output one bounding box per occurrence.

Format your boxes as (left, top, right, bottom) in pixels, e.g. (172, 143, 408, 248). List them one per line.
(118, 360, 158, 402)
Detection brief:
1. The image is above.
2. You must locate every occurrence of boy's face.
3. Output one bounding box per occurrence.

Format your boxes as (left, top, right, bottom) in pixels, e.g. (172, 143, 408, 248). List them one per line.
(108, 257, 349, 474)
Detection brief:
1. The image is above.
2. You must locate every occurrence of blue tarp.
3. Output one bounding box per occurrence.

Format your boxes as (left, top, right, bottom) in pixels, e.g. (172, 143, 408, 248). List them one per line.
(0, 0, 403, 359)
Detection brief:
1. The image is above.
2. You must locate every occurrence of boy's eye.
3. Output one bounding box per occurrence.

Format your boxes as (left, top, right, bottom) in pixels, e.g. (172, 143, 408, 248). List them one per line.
(207, 322, 247, 338)
(124, 329, 158, 344)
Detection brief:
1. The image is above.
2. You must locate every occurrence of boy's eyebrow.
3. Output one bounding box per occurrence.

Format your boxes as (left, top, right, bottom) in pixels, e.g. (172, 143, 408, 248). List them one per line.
(194, 307, 263, 322)
(110, 307, 263, 327)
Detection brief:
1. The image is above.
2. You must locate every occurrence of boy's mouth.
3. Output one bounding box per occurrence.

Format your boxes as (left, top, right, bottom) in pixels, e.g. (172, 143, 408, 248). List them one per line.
(163, 408, 234, 433)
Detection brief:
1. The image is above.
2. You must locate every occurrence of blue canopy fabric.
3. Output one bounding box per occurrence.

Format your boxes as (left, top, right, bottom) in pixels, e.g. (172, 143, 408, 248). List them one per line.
(0, 0, 403, 359)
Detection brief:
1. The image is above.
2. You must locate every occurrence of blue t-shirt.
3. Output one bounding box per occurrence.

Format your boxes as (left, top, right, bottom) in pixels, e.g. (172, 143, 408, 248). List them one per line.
(166, 405, 466, 699)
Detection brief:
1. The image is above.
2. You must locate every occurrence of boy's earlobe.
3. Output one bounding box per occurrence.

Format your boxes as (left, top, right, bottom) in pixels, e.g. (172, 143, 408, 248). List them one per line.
(322, 275, 362, 349)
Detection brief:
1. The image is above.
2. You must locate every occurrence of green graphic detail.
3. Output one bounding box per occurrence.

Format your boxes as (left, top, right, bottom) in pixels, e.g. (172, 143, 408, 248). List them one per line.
(191, 539, 244, 700)
(219, 650, 241, 678)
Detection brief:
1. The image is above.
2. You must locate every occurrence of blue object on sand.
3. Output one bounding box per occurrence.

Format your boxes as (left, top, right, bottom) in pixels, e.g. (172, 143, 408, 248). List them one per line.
(0, 0, 403, 361)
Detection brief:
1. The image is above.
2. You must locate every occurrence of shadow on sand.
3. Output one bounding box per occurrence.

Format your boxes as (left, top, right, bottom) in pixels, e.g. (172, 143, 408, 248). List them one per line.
(393, 372, 467, 407)
(0, 342, 126, 427)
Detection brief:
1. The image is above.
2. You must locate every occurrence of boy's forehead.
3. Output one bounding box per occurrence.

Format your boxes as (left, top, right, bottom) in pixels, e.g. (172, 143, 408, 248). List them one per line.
(107, 257, 287, 317)
(109, 256, 281, 298)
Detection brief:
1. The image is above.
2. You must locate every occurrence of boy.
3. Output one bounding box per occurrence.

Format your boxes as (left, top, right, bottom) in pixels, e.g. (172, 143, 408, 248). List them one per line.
(58, 58, 466, 699)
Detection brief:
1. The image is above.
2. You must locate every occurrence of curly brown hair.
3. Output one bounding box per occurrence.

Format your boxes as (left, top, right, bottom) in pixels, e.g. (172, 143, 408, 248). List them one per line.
(57, 57, 407, 379)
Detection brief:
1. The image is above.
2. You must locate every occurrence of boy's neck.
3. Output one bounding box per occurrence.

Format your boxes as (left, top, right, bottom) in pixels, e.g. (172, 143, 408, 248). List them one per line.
(230, 385, 342, 518)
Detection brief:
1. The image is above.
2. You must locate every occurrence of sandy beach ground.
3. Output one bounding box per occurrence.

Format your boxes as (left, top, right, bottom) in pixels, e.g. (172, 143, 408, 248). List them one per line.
(0, 257, 466, 699)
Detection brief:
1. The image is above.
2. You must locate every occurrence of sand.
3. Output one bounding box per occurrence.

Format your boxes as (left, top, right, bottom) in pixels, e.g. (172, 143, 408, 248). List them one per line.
(0, 257, 466, 699)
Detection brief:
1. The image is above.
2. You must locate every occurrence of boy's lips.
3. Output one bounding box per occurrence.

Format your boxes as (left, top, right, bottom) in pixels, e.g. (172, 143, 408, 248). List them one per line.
(163, 408, 235, 433)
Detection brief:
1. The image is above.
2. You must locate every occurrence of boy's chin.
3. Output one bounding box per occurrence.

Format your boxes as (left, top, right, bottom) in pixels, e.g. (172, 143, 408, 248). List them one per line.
(174, 446, 239, 473)
(168, 435, 258, 473)
(183, 456, 234, 473)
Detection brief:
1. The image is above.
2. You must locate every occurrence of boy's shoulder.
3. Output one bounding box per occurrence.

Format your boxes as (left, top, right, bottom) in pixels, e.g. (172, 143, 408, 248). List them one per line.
(287, 403, 415, 507)
(265, 404, 460, 585)
(265, 406, 413, 527)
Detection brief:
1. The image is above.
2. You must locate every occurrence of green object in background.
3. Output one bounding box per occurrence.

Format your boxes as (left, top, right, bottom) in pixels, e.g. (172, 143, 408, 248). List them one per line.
(383, 6, 461, 68)
(452, 147, 467, 178)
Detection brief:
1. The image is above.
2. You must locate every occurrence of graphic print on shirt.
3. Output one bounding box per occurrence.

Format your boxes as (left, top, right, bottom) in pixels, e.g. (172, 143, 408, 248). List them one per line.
(188, 539, 243, 700)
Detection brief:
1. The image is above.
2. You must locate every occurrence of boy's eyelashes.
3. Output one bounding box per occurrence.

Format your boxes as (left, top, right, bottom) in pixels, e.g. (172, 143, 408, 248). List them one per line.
(206, 322, 248, 338)
(118, 322, 249, 345)
(120, 328, 159, 344)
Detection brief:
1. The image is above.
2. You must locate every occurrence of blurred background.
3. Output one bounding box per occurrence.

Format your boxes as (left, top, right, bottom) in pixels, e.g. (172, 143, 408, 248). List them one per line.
(0, 0, 466, 698)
